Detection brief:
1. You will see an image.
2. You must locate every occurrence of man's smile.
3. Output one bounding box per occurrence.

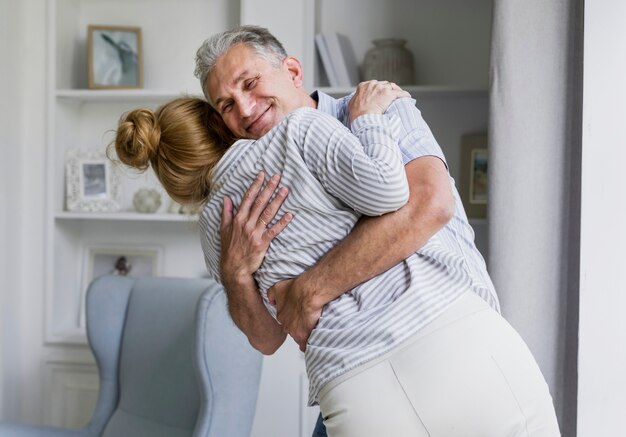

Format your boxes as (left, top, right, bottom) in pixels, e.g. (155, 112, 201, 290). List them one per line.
(245, 105, 273, 137)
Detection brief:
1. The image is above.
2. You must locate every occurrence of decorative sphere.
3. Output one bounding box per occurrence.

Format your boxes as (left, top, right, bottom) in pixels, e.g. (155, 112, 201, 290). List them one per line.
(133, 188, 162, 213)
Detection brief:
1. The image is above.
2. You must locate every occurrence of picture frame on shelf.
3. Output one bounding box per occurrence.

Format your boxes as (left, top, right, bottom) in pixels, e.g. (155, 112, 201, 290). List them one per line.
(459, 133, 488, 219)
(87, 24, 143, 89)
(78, 244, 163, 326)
(65, 148, 121, 212)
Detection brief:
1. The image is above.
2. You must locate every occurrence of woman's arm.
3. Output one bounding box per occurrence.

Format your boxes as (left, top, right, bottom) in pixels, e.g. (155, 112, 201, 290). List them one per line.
(293, 107, 409, 216)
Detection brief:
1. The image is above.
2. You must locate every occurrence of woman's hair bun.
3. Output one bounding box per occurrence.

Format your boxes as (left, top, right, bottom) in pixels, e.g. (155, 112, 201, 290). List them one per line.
(114, 108, 161, 170)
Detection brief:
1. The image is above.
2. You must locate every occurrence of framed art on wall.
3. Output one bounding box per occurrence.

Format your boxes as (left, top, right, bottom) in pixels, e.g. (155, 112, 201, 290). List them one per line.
(459, 133, 488, 219)
(65, 148, 121, 212)
(78, 244, 163, 326)
(87, 24, 143, 89)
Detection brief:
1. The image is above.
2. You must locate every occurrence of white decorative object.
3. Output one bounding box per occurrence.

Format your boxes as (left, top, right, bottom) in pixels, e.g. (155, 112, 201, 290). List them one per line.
(168, 199, 201, 217)
(65, 148, 121, 212)
(363, 38, 415, 85)
(132, 188, 162, 213)
(168, 199, 184, 214)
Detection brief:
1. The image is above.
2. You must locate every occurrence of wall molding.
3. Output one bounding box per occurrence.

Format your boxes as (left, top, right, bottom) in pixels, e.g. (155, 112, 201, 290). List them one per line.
(43, 360, 99, 429)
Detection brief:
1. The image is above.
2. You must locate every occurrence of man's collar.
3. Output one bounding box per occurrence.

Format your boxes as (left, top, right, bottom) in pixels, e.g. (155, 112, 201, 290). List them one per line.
(311, 90, 339, 118)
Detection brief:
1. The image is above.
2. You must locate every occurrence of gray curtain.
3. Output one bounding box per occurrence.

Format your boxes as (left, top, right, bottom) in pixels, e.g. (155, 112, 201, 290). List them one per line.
(488, 1, 582, 435)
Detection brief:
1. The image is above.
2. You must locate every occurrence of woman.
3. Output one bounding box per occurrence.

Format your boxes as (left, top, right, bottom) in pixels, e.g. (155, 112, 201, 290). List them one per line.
(112, 90, 560, 436)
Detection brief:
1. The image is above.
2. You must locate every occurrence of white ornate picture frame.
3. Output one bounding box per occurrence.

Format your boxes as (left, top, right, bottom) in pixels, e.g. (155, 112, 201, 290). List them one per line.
(65, 148, 121, 212)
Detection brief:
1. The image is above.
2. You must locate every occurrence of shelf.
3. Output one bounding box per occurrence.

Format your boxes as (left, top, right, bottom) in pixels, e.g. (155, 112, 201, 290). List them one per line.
(469, 218, 488, 226)
(54, 212, 198, 222)
(47, 328, 88, 346)
(55, 86, 487, 103)
(318, 85, 488, 98)
(56, 89, 201, 102)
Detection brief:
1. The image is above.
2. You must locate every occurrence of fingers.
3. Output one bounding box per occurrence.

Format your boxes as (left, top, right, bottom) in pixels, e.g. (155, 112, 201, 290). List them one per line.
(267, 288, 276, 306)
(220, 196, 234, 231)
(249, 173, 281, 222)
(397, 89, 411, 98)
(385, 81, 411, 99)
(256, 186, 289, 230)
(238, 171, 266, 218)
(358, 79, 407, 94)
(262, 211, 292, 245)
(350, 80, 411, 122)
(373, 80, 407, 96)
(235, 170, 293, 229)
(243, 172, 291, 233)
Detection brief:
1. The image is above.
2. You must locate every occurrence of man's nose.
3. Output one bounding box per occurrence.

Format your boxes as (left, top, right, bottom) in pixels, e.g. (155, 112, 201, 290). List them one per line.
(235, 95, 255, 118)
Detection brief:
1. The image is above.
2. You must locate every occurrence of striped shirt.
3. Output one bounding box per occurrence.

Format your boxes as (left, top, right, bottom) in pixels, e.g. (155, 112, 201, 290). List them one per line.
(199, 96, 499, 406)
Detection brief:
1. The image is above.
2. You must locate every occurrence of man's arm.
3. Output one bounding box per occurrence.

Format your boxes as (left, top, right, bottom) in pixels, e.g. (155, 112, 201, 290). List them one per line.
(304, 155, 453, 295)
(219, 172, 292, 354)
(270, 155, 455, 350)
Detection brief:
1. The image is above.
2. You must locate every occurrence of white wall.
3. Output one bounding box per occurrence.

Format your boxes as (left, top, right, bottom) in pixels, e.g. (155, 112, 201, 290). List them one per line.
(0, 0, 13, 417)
(0, 0, 23, 418)
(578, 0, 626, 435)
(0, 0, 48, 422)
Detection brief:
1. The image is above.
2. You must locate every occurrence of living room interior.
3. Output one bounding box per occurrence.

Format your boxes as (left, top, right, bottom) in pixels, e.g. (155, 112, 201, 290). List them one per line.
(1, 1, 624, 436)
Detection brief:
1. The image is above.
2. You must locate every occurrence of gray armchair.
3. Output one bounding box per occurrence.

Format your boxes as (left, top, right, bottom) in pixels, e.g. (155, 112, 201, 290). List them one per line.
(0, 275, 262, 437)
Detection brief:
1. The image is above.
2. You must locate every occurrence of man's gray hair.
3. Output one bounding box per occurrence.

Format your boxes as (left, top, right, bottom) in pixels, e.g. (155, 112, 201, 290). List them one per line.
(194, 25, 288, 105)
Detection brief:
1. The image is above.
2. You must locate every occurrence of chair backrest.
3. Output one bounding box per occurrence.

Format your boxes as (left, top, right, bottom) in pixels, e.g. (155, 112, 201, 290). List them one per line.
(193, 282, 263, 437)
(85, 275, 262, 437)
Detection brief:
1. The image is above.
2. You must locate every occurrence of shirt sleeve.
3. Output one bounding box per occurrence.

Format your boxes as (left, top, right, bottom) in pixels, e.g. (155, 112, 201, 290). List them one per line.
(366, 97, 448, 168)
(197, 205, 221, 282)
(289, 107, 409, 216)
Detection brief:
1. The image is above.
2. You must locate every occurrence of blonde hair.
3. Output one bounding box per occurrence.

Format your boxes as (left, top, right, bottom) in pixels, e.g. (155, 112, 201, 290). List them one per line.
(111, 97, 235, 206)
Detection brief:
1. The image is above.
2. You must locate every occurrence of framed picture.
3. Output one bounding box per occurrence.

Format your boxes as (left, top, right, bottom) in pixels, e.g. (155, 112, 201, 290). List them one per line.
(78, 245, 163, 326)
(65, 148, 121, 212)
(459, 133, 488, 219)
(87, 25, 143, 89)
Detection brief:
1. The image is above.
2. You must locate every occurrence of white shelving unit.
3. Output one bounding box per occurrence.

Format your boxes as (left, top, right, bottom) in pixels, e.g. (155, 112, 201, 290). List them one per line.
(45, 0, 235, 345)
(54, 211, 198, 222)
(42, 0, 493, 434)
(55, 89, 192, 102)
(317, 85, 488, 98)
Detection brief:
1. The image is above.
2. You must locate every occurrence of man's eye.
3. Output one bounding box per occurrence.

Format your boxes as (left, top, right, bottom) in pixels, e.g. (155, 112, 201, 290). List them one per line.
(222, 103, 233, 113)
(245, 79, 257, 89)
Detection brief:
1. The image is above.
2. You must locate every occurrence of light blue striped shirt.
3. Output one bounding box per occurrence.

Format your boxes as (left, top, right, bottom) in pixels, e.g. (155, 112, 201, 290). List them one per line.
(199, 95, 499, 406)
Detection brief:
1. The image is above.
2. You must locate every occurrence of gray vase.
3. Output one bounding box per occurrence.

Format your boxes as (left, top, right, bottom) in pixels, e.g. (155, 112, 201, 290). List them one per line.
(363, 38, 415, 85)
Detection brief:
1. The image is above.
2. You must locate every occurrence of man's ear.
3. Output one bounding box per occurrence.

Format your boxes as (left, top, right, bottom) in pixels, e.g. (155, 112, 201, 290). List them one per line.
(284, 56, 304, 88)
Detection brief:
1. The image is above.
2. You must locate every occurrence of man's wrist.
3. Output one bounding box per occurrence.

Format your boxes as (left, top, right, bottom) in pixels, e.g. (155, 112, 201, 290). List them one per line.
(294, 270, 327, 312)
(221, 266, 255, 294)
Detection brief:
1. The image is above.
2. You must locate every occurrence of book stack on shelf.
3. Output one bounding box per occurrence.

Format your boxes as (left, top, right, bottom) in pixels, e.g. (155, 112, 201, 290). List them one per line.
(315, 32, 360, 87)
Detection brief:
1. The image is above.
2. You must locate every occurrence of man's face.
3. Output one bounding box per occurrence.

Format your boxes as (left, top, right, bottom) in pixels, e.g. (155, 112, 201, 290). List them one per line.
(207, 43, 302, 139)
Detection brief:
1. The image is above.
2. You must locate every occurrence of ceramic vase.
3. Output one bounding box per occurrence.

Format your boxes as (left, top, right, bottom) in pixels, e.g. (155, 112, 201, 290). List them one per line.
(363, 38, 415, 85)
